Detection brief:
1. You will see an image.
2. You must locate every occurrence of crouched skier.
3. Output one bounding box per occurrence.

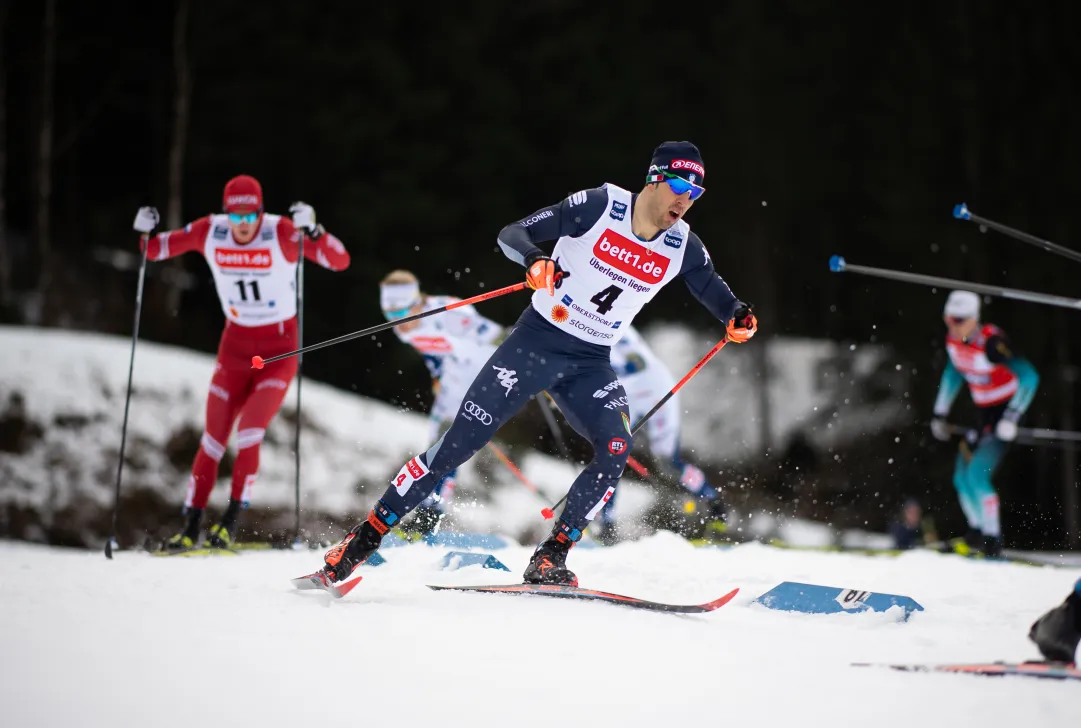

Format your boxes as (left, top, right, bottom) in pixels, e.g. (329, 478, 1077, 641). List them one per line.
(313, 141, 757, 587)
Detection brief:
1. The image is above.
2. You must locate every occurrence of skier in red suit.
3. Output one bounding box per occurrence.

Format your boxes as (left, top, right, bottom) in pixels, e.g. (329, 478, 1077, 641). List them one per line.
(132, 175, 351, 550)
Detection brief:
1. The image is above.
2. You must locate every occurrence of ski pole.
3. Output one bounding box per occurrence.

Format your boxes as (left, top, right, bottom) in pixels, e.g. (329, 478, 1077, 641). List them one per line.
(542, 336, 730, 518)
(252, 281, 529, 368)
(292, 230, 305, 547)
(945, 422, 1081, 448)
(486, 442, 553, 514)
(828, 256, 1081, 312)
(105, 237, 149, 559)
(540, 390, 656, 483)
(953, 203, 1081, 265)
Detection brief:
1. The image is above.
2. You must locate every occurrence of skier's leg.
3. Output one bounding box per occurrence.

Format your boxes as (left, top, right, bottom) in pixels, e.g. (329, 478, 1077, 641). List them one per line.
(207, 355, 297, 546)
(525, 365, 632, 584)
(319, 322, 559, 581)
(966, 434, 1007, 554)
(169, 360, 247, 548)
(404, 413, 457, 537)
(952, 442, 981, 537)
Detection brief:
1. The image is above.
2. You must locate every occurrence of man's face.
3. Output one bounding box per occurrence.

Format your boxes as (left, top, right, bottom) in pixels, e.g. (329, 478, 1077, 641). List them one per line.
(944, 315, 978, 340)
(646, 180, 695, 231)
(228, 210, 261, 243)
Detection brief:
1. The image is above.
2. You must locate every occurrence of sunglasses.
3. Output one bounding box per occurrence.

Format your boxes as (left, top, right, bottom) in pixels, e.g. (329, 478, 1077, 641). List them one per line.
(648, 170, 706, 200)
(945, 316, 972, 325)
(228, 212, 259, 225)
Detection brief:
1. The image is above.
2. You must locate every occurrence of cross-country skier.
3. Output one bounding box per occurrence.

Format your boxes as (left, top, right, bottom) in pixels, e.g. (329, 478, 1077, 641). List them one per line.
(929, 290, 1039, 557)
(1028, 578, 1081, 665)
(132, 175, 351, 551)
(378, 269, 506, 536)
(313, 140, 756, 587)
(593, 323, 727, 544)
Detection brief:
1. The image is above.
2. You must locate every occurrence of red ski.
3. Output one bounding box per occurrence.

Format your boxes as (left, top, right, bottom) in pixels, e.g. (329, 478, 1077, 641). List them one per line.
(853, 660, 1080, 681)
(290, 571, 363, 599)
(426, 583, 740, 614)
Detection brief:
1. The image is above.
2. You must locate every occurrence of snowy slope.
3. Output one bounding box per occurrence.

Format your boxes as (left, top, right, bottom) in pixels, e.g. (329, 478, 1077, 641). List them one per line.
(0, 325, 655, 544)
(1, 538, 1078, 728)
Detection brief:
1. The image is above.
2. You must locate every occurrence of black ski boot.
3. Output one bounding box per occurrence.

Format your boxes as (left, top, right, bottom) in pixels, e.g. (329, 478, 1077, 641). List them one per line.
(207, 499, 242, 549)
(318, 507, 394, 584)
(164, 507, 204, 551)
(1028, 580, 1081, 664)
(401, 504, 445, 538)
(524, 522, 579, 586)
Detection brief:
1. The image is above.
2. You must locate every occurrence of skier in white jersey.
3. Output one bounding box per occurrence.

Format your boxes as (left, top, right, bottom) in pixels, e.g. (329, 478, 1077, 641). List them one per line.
(133, 175, 351, 550)
(313, 141, 756, 588)
(378, 269, 506, 535)
(594, 323, 728, 543)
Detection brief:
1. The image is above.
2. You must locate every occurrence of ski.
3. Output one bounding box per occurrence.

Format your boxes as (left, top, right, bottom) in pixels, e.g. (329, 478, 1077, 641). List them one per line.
(290, 571, 363, 599)
(426, 583, 740, 614)
(852, 660, 1080, 681)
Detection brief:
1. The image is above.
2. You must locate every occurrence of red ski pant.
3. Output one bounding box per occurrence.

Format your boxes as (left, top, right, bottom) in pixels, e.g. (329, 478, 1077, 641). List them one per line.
(185, 319, 299, 510)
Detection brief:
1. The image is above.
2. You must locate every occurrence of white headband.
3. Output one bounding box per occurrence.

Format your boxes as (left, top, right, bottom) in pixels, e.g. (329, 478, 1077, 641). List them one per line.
(380, 282, 420, 312)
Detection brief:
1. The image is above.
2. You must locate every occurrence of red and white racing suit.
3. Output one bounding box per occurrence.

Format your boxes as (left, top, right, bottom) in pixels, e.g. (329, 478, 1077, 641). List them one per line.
(145, 213, 350, 509)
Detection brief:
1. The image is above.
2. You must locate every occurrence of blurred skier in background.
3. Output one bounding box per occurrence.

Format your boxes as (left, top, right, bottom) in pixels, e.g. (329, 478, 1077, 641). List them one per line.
(379, 270, 506, 536)
(929, 290, 1039, 558)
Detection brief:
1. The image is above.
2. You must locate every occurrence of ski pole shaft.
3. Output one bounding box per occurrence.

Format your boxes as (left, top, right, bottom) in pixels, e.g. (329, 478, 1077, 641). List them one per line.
(293, 233, 305, 545)
(252, 281, 529, 368)
(543, 336, 730, 517)
(828, 256, 1081, 311)
(953, 203, 1081, 265)
(945, 422, 1081, 446)
(105, 240, 149, 559)
(486, 441, 551, 508)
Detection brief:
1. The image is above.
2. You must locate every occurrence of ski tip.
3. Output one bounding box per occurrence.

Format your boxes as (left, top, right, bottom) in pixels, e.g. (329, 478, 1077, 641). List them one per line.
(701, 587, 740, 611)
(953, 202, 971, 220)
(333, 576, 363, 598)
(828, 255, 846, 273)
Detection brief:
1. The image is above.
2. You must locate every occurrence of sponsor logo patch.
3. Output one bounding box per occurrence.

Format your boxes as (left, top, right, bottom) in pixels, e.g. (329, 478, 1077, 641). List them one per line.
(670, 159, 705, 177)
(608, 437, 627, 455)
(392, 456, 430, 496)
(610, 201, 627, 221)
(593, 229, 670, 282)
(215, 248, 272, 269)
(550, 304, 569, 323)
(663, 231, 683, 249)
(462, 400, 493, 425)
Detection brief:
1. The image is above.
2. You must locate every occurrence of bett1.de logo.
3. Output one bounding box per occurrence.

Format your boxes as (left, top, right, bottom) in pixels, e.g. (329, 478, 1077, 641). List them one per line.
(593, 230, 670, 281)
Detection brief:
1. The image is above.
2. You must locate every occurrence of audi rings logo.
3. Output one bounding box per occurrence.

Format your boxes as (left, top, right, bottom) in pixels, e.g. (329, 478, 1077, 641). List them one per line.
(463, 401, 493, 425)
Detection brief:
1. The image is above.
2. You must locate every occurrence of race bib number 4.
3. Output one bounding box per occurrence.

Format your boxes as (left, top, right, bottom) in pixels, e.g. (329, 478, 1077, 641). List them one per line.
(392, 456, 430, 496)
(593, 230, 670, 282)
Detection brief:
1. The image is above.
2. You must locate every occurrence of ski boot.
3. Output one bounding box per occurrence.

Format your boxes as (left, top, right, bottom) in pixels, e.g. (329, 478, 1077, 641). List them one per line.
(399, 504, 445, 538)
(316, 505, 395, 585)
(1028, 579, 1081, 664)
(163, 507, 203, 552)
(206, 499, 242, 549)
(523, 521, 579, 586)
(595, 518, 621, 547)
(944, 527, 984, 556)
(701, 497, 730, 541)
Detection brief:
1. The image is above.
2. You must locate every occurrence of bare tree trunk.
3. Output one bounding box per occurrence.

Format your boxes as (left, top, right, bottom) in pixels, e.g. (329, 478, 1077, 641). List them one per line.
(162, 0, 192, 315)
(166, 0, 190, 231)
(0, 0, 10, 310)
(33, 0, 57, 323)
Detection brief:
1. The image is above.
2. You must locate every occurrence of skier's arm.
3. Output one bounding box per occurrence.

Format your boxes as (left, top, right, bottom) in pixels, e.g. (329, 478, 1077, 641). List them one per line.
(496, 188, 610, 266)
(277, 218, 351, 271)
(985, 334, 1040, 417)
(143, 216, 213, 261)
(932, 360, 964, 417)
(678, 232, 742, 324)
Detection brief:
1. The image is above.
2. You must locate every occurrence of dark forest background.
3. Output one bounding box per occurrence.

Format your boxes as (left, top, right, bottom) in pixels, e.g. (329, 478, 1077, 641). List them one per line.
(1, 1, 1079, 548)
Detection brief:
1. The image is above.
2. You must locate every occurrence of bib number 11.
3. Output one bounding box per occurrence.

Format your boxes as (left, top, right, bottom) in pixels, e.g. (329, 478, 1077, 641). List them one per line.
(589, 285, 623, 315)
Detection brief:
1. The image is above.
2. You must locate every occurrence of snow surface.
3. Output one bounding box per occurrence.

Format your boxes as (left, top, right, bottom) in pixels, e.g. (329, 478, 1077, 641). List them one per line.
(1, 538, 1078, 728)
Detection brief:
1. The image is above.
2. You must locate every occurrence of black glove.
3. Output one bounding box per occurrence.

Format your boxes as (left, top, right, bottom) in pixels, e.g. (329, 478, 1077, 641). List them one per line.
(733, 303, 755, 329)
